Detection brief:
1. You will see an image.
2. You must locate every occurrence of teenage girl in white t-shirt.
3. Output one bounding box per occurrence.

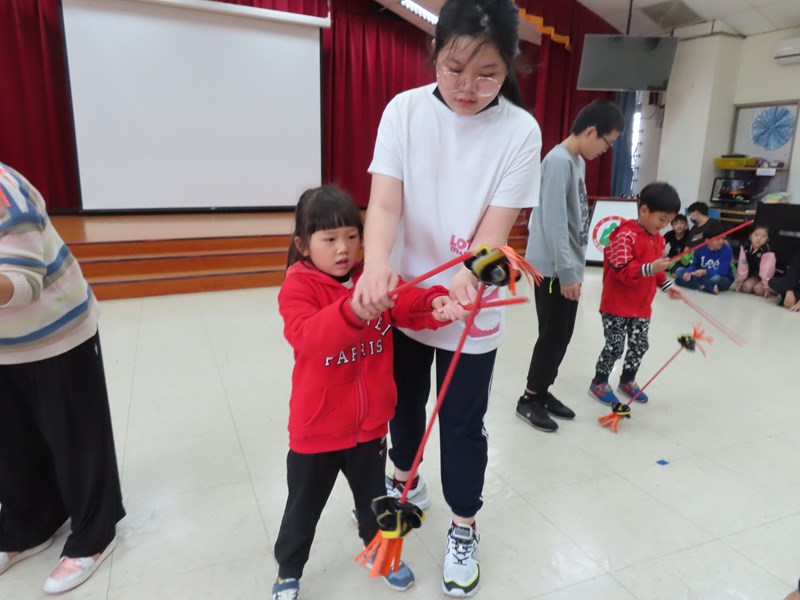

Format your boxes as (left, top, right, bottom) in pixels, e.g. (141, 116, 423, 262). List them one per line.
(352, 0, 542, 595)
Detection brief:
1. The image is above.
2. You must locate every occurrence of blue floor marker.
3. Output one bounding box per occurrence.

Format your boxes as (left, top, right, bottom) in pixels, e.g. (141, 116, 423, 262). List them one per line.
(657, 459, 669, 465)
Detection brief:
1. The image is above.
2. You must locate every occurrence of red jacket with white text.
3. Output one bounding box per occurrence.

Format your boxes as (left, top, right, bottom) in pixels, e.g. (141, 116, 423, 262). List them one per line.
(599, 219, 673, 319)
(278, 261, 449, 454)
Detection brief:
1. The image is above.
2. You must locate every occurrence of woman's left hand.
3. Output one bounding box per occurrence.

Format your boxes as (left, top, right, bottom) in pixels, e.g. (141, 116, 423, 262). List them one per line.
(449, 266, 479, 306)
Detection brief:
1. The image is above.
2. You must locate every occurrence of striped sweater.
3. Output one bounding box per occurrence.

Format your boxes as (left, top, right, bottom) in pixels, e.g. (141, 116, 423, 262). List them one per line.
(0, 163, 99, 364)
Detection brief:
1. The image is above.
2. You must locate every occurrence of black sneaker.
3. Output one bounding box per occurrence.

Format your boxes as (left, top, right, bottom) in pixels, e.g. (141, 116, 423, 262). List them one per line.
(516, 395, 557, 432)
(542, 392, 576, 420)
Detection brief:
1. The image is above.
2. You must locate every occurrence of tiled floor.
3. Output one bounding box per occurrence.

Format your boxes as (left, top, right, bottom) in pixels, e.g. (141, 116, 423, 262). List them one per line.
(2, 267, 798, 599)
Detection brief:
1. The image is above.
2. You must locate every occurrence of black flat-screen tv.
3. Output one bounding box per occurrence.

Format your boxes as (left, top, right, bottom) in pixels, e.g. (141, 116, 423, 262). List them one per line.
(577, 35, 679, 92)
(710, 177, 766, 204)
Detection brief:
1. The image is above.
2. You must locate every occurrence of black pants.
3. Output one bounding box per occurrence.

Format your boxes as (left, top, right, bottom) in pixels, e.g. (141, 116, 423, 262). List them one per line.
(769, 252, 800, 300)
(593, 313, 651, 383)
(389, 330, 496, 519)
(525, 277, 580, 394)
(273, 438, 386, 580)
(0, 333, 125, 557)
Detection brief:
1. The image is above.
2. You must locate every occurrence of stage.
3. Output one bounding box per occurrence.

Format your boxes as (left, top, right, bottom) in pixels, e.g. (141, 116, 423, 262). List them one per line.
(50, 210, 530, 300)
(52, 213, 293, 300)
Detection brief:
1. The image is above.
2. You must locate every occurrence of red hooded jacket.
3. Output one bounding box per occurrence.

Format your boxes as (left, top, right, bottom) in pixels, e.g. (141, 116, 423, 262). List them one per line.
(600, 219, 673, 319)
(278, 261, 449, 454)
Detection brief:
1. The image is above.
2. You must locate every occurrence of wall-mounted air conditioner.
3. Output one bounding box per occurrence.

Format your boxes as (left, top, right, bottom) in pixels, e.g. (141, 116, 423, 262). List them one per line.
(774, 36, 800, 66)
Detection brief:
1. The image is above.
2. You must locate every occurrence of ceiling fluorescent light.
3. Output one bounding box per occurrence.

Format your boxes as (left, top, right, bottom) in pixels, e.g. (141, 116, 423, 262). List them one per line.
(400, 0, 438, 25)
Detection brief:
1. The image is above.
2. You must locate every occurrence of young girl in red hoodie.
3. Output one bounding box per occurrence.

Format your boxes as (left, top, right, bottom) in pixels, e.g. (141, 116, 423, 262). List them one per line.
(588, 182, 683, 406)
(272, 186, 462, 600)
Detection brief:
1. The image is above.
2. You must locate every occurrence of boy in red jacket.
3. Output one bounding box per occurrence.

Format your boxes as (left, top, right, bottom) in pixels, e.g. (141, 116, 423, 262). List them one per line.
(273, 186, 463, 600)
(588, 182, 683, 405)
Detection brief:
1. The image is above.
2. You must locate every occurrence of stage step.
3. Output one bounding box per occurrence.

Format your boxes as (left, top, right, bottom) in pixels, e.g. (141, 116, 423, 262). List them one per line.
(89, 268, 285, 301)
(66, 234, 288, 301)
(68, 235, 291, 260)
(509, 209, 529, 255)
(79, 250, 286, 278)
(57, 213, 529, 301)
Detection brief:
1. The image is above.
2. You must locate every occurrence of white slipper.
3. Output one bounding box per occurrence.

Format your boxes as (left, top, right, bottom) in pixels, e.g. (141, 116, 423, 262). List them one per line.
(0, 538, 54, 575)
(43, 537, 117, 595)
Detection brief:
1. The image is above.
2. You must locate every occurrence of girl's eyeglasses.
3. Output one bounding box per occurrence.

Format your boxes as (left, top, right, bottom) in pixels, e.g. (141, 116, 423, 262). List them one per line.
(436, 69, 504, 98)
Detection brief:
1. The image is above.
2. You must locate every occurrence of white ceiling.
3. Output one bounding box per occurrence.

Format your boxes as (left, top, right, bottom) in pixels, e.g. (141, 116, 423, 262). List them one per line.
(579, 0, 800, 36)
(377, 0, 800, 41)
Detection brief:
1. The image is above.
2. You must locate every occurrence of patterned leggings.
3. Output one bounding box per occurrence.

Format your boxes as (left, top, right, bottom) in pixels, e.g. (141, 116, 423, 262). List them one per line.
(593, 313, 651, 383)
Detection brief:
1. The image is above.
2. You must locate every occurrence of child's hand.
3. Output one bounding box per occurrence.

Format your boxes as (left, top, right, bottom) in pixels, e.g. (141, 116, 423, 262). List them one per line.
(560, 282, 581, 301)
(349, 296, 380, 322)
(667, 288, 682, 300)
(651, 257, 672, 273)
(682, 272, 692, 282)
(692, 269, 707, 277)
(432, 296, 468, 322)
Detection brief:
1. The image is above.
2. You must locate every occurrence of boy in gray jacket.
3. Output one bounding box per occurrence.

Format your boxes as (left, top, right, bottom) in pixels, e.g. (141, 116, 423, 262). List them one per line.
(516, 100, 625, 433)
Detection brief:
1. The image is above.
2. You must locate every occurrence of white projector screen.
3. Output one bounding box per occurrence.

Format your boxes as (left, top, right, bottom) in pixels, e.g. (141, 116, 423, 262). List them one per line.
(62, 0, 324, 210)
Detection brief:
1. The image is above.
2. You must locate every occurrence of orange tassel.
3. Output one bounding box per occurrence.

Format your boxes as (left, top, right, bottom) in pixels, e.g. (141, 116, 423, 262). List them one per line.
(355, 532, 403, 578)
(493, 245, 543, 294)
(598, 412, 622, 433)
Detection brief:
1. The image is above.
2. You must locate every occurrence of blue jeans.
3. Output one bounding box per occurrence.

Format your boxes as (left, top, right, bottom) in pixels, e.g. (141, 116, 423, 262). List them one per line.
(674, 267, 733, 294)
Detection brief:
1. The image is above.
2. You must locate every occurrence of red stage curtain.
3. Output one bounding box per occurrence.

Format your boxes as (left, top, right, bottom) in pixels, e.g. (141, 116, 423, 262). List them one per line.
(1, 0, 619, 211)
(323, 2, 431, 206)
(516, 40, 540, 112)
(0, 0, 327, 213)
(0, 1, 80, 211)
(517, 0, 618, 196)
(325, 0, 620, 203)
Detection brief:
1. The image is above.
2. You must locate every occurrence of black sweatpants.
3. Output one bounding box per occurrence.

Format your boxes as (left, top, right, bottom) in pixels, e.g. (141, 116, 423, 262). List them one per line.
(769, 252, 800, 300)
(593, 313, 651, 383)
(525, 277, 580, 394)
(0, 333, 125, 557)
(389, 330, 496, 519)
(273, 437, 386, 580)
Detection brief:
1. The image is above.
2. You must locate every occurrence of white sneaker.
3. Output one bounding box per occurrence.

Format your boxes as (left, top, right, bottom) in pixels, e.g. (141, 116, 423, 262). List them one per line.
(43, 537, 116, 595)
(0, 538, 54, 575)
(442, 523, 480, 597)
(385, 474, 432, 511)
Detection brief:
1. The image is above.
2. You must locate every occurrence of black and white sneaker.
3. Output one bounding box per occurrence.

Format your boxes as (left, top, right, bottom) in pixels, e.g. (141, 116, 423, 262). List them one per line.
(385, 474, 431, 510)
(541, 392, 576, 419)
(516, 394, 557, 432)
(442, 523, 480, 597)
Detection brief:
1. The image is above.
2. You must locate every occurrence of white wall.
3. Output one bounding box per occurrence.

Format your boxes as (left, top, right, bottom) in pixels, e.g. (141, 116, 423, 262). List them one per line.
(632, 101, 663, 194)
(657, 35, 742, 207)
(735, 28, 800, 199)
(699, 35, 743, 206)
(658, 29, 800, 207)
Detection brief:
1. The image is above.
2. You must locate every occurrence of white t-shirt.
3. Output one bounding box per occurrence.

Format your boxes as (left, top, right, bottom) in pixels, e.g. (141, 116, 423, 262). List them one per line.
(369, 84, 542, 353)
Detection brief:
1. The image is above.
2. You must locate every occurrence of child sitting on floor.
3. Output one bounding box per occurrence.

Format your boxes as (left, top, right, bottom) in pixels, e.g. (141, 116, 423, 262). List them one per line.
(675, 220, 734, 294)
(734, 224, 775, 297)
